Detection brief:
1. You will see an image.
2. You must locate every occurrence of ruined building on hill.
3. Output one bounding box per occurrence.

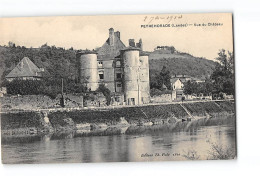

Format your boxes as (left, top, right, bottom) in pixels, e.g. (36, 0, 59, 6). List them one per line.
(78, 28, 150, 105)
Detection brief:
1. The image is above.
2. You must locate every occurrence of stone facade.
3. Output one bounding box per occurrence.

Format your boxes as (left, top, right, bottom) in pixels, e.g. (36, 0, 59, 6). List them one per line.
(171, 78, 184, 101)
(79, 28, 150, 105)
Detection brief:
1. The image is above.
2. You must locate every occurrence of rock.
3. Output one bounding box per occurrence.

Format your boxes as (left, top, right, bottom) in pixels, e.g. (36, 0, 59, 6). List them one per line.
(76, 123, 91, 130)
(152, 119, 163, 125)
(168, 117, 178, 123)
(90, 123, 108, 130)
(117, 117, 130, 126)
(143, 121, 153, 126)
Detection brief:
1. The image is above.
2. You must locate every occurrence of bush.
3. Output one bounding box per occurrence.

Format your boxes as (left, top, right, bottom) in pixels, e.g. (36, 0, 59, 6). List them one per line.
(1, 112, 43, 129)
(6, 79, 45, 95)
(207, 142, 236, 160)
(96, 84, 111, 105)
(182, 150, 200, 160)
(5, 78, 88, 99)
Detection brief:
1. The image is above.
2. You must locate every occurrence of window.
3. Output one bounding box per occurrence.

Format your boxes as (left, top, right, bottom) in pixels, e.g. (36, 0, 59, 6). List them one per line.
(116, 82, 122, 92)
(116, 73, 122, 79)
(115, 97, 120, 102)
(116, 61, 121, 67)
(99, 71, 104, 80)
(98, 61, 103, 67)
(130, 98, 135, 105)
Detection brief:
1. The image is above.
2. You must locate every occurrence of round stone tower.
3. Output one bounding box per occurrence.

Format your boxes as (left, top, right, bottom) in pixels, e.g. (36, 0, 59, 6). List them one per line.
(79, 51, 99, 91)
(122, 47, 141, 105)
(139, 52, 150, 104)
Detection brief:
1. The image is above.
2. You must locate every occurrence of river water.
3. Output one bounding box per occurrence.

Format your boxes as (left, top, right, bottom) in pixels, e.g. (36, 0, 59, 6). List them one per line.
(1, 120, 236, 164)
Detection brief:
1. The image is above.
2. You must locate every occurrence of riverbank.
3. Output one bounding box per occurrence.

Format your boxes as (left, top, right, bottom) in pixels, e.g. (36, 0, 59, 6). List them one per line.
(0, 100, 235, 135)
(1, 114, 236, 144)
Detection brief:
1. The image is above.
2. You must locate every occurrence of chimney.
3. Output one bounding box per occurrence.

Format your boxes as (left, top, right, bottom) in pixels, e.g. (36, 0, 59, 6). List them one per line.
(109, 28, 114, 46)
(114, 31, 120, 39)
(20, 60, 24, 68)
(129, 39, 135, 47)
(136, 38, 143, 51)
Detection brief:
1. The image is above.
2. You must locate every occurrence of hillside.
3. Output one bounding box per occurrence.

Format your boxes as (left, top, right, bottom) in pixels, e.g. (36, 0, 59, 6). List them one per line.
(149, 55, 217, 78)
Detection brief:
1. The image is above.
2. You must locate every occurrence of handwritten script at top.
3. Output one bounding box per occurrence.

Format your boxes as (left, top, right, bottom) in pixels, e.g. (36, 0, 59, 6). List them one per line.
(143, 15, 183, 24)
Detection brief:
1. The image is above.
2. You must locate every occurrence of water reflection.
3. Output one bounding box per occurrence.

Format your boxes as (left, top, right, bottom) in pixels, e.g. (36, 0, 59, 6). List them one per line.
(1, 117, 236, 164)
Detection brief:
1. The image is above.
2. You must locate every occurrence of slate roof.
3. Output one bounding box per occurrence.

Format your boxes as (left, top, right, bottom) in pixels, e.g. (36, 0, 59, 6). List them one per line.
(97, 35, 126, 61)
(6, 57, 42, 78)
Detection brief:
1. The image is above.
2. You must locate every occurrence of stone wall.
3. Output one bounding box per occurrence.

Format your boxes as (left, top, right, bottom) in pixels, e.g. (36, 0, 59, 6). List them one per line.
(151, 94, 172, 103)
(0, 94, 84, 110)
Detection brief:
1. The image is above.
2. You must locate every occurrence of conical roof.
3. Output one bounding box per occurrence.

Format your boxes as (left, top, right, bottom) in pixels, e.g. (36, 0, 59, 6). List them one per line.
(6, 57, 41, 78)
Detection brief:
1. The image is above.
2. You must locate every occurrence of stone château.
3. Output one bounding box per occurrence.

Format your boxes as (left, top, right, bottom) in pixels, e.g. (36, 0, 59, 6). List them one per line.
(78, 28, 150, 105)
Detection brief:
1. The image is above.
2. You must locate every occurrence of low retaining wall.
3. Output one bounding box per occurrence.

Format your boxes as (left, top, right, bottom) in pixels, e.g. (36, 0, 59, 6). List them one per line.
(1, 101, 235, 133)
(151, 94, 172, 103)
(0, 94, 83, 110)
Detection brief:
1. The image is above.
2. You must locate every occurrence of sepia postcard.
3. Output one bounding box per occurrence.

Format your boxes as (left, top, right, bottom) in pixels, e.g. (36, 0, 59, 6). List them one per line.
(0, 13, 236, 164)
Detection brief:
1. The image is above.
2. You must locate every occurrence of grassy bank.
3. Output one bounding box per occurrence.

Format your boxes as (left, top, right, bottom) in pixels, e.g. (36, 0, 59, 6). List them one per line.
(1, 112, 44, 130)
(48, 103, 190, 126)
(48, 101, 235, 126)
(182, 101, 235, 116)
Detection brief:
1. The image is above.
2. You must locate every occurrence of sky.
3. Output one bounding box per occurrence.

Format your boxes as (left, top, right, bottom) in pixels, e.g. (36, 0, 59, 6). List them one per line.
(0, 13, 233, 60)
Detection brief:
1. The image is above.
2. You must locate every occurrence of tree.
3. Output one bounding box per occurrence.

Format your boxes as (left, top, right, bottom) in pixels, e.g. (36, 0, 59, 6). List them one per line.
(183, 80, 195, 95)
(159, 66, 171, 90)
(169, 46, 176, 54)
(149, 66, 171, 90)
(211, 49, 235, 95)
(183, 79, 213, 96)
(204, 78, 214, 95)
(149, 70, 160, 89)
(97, 84, 111, 105)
